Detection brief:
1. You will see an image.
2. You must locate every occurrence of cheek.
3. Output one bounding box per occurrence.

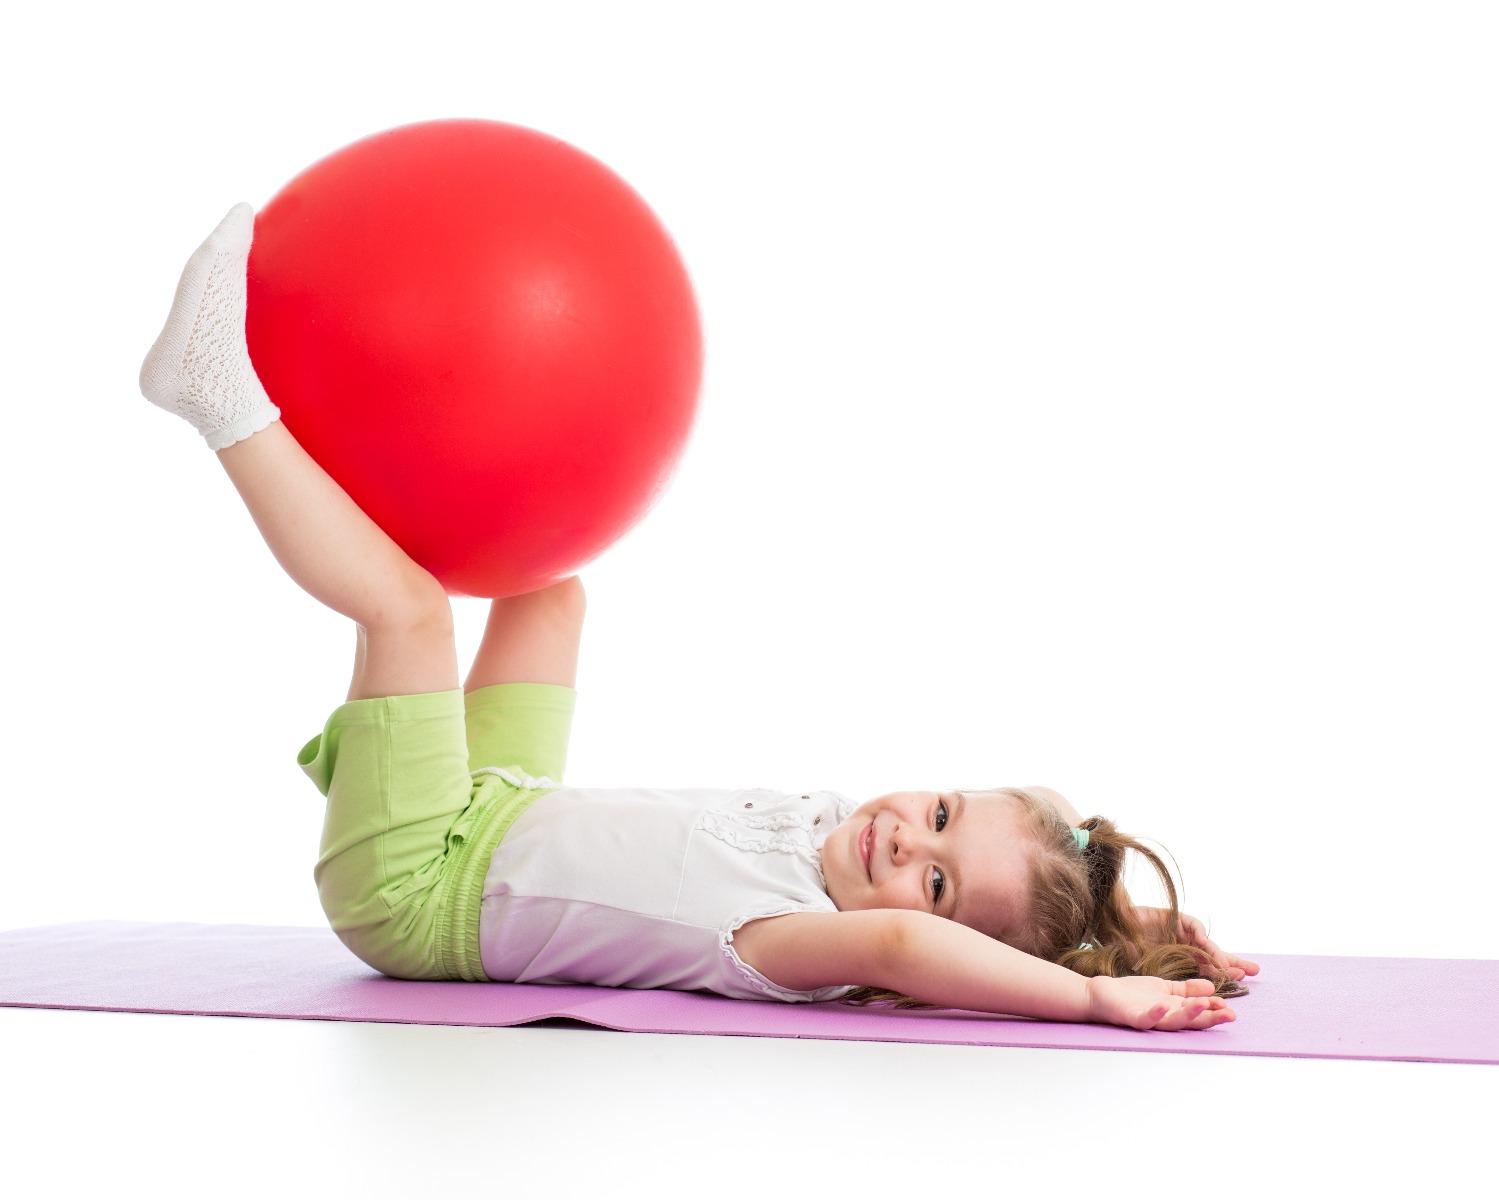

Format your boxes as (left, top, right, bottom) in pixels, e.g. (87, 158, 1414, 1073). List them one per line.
(828, 826, 858, 888)
(880, 870, 921, 909)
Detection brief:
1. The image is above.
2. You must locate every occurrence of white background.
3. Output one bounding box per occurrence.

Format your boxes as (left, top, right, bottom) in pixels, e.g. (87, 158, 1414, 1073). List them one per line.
(2, 2, 1494, 1194)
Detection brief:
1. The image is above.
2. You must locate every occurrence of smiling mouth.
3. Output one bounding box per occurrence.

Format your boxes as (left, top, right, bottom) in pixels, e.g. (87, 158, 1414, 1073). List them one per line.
(860, 822, 874, 879)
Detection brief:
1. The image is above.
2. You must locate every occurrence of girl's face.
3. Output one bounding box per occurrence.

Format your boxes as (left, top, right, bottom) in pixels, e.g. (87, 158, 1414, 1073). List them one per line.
(821, 789, 1033, 942)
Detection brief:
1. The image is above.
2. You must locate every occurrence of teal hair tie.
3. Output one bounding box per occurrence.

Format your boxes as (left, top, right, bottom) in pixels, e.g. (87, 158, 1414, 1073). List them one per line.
(1072, 827, 1090, 852)
(1078, 942, 1093, 951)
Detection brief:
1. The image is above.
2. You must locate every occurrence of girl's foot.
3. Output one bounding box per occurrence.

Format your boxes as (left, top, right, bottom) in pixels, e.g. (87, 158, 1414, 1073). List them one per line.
(139, 203, 280, 450)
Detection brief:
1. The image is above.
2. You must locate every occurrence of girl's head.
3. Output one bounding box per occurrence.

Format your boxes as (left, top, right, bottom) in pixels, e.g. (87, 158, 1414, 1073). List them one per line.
(827, 786, 1241, 1001)
(821, 789, 1036, 944)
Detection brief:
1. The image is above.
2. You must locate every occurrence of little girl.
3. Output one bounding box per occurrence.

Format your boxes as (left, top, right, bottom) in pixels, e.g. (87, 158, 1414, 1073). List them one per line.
(141, 205, 1258, 1033)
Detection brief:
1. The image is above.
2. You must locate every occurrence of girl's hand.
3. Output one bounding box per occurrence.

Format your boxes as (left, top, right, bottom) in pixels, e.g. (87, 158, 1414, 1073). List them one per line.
(1084, 975, 1237, 1031)
(1136, 906, 1261, 981)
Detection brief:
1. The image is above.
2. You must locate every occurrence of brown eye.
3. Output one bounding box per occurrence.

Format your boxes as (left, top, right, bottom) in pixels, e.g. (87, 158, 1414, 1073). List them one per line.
(935, 799, 949, 832)
(931, 867, 946, 906)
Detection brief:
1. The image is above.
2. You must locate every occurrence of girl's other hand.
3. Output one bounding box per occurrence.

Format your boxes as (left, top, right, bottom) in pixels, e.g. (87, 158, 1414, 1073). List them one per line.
(1084, 975, 1237, 1032)
(1136, 906, 1261, 981)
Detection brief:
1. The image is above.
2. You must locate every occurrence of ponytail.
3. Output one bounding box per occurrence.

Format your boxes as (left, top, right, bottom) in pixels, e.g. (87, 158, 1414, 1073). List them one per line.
(1025, 803, 1245, 999)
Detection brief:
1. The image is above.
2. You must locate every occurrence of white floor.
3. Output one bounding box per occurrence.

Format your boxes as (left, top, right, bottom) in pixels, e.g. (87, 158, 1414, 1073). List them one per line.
(2, 1004, 1489, 1197)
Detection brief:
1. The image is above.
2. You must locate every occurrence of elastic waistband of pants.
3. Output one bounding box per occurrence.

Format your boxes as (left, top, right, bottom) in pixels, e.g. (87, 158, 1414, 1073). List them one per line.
(432, 779, 549, 982)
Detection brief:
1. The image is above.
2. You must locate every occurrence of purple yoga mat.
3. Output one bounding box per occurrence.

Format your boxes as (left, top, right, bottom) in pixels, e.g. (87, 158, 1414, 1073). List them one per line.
(1, 921, 1494, 1064)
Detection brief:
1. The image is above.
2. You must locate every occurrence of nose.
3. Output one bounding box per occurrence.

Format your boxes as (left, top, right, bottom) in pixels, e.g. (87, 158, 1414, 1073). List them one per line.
(890, 821, 931, 864)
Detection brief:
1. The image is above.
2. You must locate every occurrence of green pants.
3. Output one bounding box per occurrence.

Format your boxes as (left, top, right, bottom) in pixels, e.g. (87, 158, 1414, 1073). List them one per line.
(298, 682, 575, 980)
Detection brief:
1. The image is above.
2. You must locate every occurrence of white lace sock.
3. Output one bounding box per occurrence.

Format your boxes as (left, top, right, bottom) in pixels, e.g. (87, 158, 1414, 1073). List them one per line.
(139, 203, 280, 450)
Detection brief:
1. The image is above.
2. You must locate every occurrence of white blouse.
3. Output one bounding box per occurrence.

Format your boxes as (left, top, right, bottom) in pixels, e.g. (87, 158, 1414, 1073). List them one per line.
(477, 785, 858, 1002)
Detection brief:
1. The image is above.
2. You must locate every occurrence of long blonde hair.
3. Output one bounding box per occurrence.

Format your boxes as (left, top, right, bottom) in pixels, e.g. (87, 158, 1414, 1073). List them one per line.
(844, 787, 1246, 1008)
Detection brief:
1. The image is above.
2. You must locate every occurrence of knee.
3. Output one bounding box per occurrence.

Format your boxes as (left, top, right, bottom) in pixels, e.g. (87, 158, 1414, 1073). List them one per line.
(364, 571, 453, 638)
(542, 575, 586, 625)
(488, 575, 586, 637)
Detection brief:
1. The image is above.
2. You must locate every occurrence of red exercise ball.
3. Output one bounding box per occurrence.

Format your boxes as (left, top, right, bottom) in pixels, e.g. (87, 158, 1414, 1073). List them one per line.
(246, 119, 702, 597)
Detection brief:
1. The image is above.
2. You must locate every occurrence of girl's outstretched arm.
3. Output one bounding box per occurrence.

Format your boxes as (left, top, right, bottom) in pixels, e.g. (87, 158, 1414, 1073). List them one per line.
(732, 910, 1235, 1031)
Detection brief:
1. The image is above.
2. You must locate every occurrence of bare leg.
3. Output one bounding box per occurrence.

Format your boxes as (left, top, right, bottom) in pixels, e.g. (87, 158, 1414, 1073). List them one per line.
(140, 205, 458, 703)
(464, 576, 586, 693)
(217, 421, 459, 701)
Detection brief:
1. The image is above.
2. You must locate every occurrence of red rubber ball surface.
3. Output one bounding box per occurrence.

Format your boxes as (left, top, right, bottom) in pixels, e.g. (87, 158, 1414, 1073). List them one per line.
(246, 119, 702, 597)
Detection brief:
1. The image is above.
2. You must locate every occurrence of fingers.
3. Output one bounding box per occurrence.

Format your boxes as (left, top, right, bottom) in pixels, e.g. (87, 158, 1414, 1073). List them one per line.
(1188, 930, 1221, 959)
(1180, 914, 1261, 981)
(1154, 997, 1236, 1032)
(1186, 999, 1235, 1030)
(1133, 1001, 1171, 1031)
(1212, 954, 1260, 981)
